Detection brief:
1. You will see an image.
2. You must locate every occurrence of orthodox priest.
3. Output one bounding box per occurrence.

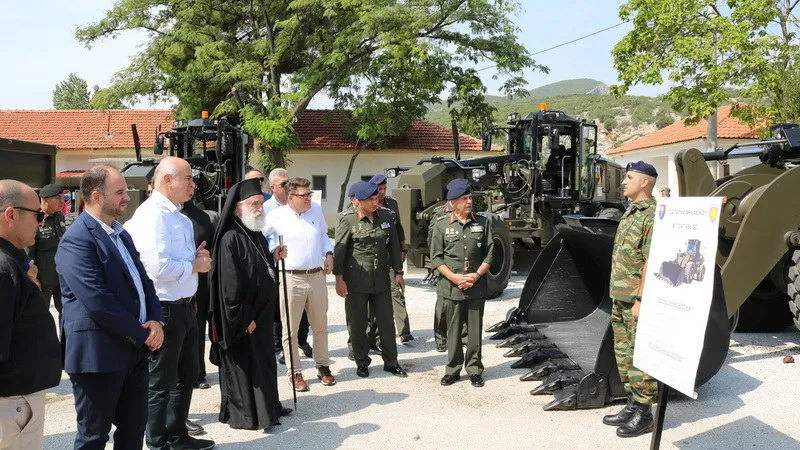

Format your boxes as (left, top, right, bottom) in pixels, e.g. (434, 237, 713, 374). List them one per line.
(208, 178, 292, 431)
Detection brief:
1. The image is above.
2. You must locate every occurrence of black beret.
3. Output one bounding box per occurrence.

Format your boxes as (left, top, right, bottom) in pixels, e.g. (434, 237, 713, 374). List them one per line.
(446, 178, 471, 200)
(369, 174, 387, 185)
(354, 181, 379, 200)
(39, 183, 65, 199)
(626, 161, 658, 178)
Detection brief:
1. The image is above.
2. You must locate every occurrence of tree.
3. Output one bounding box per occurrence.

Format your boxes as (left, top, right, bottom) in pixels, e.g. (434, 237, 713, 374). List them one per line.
(52, 73, 91, 109)
(90, 85, 127, 110)
(76, 0, 543, 178)
(611, 0, 800, 125)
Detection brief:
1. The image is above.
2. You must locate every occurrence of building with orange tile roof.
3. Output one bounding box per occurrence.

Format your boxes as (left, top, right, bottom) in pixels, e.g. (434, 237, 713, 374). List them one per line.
(605, 105, 764, 196)
(0, 108, 494, 220)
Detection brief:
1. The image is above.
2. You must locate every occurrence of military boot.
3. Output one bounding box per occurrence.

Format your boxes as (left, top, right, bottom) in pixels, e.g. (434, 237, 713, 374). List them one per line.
(616, 402, 654, 438)
(602, 398, 635, 426)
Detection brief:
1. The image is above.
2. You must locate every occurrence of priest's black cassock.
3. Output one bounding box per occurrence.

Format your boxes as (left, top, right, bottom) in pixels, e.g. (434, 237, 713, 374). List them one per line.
(208, 179, 283, 431)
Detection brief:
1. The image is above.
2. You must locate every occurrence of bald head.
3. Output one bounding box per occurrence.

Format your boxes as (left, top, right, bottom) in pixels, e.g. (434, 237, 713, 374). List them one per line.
(0, 179, 41, 248)
(153, 156, 195, 205)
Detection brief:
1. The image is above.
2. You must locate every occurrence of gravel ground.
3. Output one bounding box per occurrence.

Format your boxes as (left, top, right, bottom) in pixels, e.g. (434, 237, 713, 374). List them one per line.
(43, 266, 800, 449)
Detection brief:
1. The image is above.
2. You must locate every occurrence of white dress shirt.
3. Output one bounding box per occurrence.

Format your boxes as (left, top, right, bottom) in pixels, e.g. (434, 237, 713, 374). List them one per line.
(263, 202, 332, 270)
(262, 196, 284, 252)
(125, 190, 198, 301)
(84, 210, 147, 323)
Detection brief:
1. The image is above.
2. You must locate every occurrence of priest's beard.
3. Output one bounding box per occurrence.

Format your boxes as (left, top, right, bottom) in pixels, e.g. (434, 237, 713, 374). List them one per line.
(238, 208, 265, 232)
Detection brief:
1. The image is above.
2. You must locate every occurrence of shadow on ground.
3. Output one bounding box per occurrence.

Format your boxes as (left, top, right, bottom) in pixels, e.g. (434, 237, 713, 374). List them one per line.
(672, 416, 799, 449)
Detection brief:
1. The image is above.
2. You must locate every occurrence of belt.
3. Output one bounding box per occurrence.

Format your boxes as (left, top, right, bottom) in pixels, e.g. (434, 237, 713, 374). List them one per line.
(286, 267, 323, 274)
(160, 297, 192, 305)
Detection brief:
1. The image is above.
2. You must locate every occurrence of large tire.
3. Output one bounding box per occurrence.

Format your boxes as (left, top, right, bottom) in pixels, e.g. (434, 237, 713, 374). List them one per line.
(735, 278, 794, 332)
(486, 215, 513, 299)
(684, 261, 696, 284)
(787, 250, 800, 330)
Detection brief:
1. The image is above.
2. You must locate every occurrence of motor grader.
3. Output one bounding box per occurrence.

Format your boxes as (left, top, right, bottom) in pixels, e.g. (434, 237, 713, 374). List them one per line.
(487, 122, 800, 411)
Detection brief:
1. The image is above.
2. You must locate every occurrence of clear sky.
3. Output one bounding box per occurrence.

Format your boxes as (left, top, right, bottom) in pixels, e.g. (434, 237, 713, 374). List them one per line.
(0, 0, 666, 110)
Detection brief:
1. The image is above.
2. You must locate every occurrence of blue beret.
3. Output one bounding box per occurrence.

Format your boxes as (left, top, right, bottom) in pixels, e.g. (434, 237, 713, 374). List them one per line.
(347, 183, 358, 198)
(446, 178, 471, 200)
(369, 174, 387, 185)
(626, 161, 658, 178)
(354, 181, 379, 200)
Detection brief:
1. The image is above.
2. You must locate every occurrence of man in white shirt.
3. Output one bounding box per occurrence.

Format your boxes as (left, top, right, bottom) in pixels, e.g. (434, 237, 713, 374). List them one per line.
(125, 156, 214, 450)
(262, 168, 312, 362)
(264, 177, 335, 391)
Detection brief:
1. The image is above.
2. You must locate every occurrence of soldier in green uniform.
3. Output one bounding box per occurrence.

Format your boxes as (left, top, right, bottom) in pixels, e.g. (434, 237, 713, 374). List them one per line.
(602, 161, 659, 438)
(370, 174, 413, 343)
(27, 183, 69, 317)
(334, 181, 408, 378)
(430, 179, 494, 387)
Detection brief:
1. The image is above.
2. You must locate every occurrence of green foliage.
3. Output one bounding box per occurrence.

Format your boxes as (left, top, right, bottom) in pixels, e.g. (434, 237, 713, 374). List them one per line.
(89, 85, 127, 110)
(76, 0, 542, 166)
(52, 73, 91, 109)
(525, 78, 608, 98)
(612, 0, 800, 125)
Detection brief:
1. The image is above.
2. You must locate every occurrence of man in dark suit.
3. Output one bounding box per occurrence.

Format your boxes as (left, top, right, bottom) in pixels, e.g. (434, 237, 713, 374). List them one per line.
(57, 165, 164, 450)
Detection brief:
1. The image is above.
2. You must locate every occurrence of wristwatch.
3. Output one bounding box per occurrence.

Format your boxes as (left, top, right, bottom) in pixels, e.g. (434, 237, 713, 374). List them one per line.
(395, 270, 404, 275)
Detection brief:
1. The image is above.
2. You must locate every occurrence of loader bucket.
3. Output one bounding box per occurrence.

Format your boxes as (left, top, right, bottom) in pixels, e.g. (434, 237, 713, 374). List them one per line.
(498, 216, 731, 411)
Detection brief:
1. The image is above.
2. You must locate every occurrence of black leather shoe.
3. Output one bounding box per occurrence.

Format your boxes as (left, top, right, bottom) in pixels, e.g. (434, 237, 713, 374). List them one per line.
(384, 366, 408, 377)
(616, 402, 654, 438)
(435, 344, 447, 352)
(171, 435, 215, 450)
(184, 420, 204, 436)
(356, 365, 369, 378)
(469, 374, 485, 387)
(348, 350, 355, 361)
(440, 374, 460, 386)
(300, 342, 313, 358)
(400, 333, 414, 343)
(280, 407, 293, 416)
(277, 351, 285, 365)
(192, 381, 210, 389)
(603, 399, 636, 426)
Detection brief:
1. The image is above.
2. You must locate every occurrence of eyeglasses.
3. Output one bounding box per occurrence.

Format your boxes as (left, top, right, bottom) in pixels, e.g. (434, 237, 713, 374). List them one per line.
(13, 206, 46, 222)
(289, 192, 313, 199)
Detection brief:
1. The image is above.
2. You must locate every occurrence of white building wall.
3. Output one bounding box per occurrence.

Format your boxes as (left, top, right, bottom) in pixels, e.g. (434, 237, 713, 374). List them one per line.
(286, 149, 489, 223)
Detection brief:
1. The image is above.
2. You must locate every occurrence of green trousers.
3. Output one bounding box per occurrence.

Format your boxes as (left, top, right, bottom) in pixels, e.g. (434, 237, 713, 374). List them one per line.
(611, 299, 658, 405)
(346, 291, 398, 367)
(443, 297, 485, 377)
(390, 269, 411, 336)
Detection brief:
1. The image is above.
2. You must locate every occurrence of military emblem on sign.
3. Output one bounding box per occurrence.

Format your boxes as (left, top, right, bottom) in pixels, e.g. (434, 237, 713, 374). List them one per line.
(709, 206, 719, 224)
(658, 204, 667, 220)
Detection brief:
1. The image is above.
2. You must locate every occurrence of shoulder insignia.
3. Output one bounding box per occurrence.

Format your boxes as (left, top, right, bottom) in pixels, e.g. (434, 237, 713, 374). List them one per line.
(434, 215, 448, 222)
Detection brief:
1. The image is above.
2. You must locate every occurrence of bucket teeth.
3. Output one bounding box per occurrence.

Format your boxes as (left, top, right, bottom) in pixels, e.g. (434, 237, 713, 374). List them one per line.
(519, 358, 580, 381)
(530, 370, 582, 395)
(496, 331, 547, 348)
(489, 324, 539, 340)
(543, 386, 579, 411)
(510, 348, 567, 369)
(485, 320, 509, 333)
(502, 340, 555, 357)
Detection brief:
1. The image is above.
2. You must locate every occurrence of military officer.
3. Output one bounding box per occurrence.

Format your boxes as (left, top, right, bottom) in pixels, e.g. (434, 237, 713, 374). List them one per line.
(430, 179, 494, 387)
(334, 181, 408, 378)
(27, 183, 69, 316)
(370, 173, 413, 343)
(602, 161, 659, 438)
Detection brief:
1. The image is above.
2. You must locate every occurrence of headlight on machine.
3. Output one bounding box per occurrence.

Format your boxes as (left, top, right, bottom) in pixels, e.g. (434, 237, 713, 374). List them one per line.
(471, 168, 487, 180)
(487, 163, 498, 173)
(385, 168, 397, 178)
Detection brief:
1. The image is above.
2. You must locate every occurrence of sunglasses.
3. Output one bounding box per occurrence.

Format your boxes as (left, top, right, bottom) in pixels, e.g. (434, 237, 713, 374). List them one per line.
(13, 206, 46, 222)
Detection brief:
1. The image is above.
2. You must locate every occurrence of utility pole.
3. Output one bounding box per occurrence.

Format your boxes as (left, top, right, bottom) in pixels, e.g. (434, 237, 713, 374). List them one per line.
(706, 4, 721, 177)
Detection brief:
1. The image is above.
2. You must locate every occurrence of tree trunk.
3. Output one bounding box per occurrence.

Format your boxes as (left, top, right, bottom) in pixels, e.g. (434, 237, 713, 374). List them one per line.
(338, 147, 363, 212)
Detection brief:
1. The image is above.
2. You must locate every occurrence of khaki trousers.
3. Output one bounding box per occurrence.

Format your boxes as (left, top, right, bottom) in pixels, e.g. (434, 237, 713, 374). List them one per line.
(0, 391, 45, 450)
(280, 271, 330, 375)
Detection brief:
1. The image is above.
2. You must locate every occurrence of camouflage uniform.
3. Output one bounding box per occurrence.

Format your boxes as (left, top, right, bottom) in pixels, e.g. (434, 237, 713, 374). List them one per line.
(609, 197, 658, 405)
(27, 211, 72, 315)
(382, 196, 411, 337)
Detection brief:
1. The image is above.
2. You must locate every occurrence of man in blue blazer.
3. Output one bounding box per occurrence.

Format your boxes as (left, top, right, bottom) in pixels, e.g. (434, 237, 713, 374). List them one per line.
(57, 165, 164, 450)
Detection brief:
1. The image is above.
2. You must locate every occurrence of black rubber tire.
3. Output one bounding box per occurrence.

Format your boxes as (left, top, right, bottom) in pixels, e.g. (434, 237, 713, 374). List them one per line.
(486, 215, 513, 299)
(735, 278, 794, 332)
(786, 250, 800, 330)
(697, 264, 706, 282)
(684, 261, 695, 284)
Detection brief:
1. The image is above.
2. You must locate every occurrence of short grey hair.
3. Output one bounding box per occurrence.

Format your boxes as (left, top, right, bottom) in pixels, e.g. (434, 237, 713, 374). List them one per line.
(0, 179, 28, 210)
(268, 168, 288, 185)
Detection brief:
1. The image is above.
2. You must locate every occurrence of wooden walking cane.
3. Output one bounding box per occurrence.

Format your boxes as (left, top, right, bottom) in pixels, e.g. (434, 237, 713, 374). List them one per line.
(278, 235, 297, 410)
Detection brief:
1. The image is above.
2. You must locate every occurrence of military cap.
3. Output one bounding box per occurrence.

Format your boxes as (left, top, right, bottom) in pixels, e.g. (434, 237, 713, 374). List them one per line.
(347, 183, 358, 198)
(353, 181, 379, 200)
(369, 174, 387, 185)
(39, 183, 65, 199)
(626, 161, 658, 178)
(446, 178, 471, 200)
